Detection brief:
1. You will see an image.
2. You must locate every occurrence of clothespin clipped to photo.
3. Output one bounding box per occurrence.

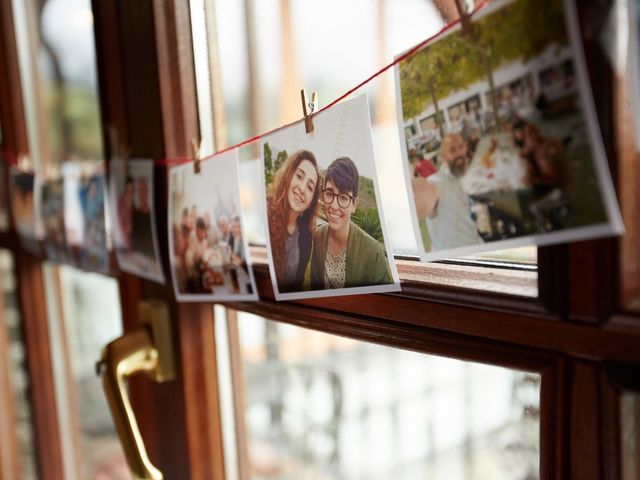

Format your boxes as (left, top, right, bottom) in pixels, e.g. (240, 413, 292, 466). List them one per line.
(454, 0, 472, 35)
(191, 138, 202, 174)
(301, 89, 318, 134)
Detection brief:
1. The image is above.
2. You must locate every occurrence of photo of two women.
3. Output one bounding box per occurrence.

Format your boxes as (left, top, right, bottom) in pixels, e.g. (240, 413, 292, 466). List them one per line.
(262, 96, 399, 299)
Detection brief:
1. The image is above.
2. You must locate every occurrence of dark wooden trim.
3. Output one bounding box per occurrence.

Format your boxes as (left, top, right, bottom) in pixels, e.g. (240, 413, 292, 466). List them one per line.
(177, 303, 226, 480)
(601, 368, 621, 480)
(568, 361, 603, 480)
(93, 1, 226, 478)
(614, 34, 640, 313)
(14, 254, 65, 480)
(0, 1, 66, 478)
(239, 263, 640, 365)
(0, 268, 22, 480)
(0, 0, 28, 154)
(538, 245, 568, 318)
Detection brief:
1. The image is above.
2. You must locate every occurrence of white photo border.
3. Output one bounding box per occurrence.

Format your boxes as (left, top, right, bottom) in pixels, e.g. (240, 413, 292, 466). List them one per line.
(167, 149, 259, 302)
(393, 0, 624, 263)
(110, 158, 166, 284)
(260, 94, 401, 301)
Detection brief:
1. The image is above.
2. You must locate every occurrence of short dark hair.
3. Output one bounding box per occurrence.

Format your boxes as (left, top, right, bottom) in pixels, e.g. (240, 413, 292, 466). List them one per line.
(196, 217, 206, 230)
(125, 176, 134, 186)
(325, 157, 359, 197)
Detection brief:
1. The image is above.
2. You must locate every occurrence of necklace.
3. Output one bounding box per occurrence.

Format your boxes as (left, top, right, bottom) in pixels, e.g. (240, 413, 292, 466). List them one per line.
(328, 235, 346, 256)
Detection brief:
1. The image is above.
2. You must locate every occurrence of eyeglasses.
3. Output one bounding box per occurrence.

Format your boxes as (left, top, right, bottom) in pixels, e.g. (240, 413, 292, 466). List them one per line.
(322, 189, 354, 208)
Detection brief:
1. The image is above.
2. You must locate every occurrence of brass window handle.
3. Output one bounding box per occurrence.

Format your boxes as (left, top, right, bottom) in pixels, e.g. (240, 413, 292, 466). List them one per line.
(96, 301, 175, 480)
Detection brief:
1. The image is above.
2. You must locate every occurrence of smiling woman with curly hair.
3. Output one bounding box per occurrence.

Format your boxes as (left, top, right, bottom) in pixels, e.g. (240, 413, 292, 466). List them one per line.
(268, 149, 320, 292)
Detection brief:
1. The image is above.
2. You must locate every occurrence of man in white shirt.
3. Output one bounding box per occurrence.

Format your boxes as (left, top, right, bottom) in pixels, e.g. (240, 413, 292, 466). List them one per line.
(412, 133, 483, 251)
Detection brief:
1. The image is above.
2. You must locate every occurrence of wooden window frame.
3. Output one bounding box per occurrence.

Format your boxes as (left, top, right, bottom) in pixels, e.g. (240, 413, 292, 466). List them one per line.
(0, 1, 637, 480)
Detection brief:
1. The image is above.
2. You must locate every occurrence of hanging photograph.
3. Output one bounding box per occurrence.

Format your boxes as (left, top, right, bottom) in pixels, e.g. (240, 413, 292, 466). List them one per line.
(110, 158, 165, 283)
(261, 94, 400, 301)
(395, 0, 623, 261)
(78, 169, 109, 272)
(9, 167, 40, 254)
(168, 149, 258, 302)
(0, 154, 10, 232)
(39, 176, 71, 263)
(62, 162, 85, 264)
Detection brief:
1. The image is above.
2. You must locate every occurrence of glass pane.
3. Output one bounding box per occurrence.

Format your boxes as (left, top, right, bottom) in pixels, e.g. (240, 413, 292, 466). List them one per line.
(197, 0, 538, 267)
(620, 391, 640, 480)
(14, 0, 127, 476)
(225, 311, 540, 479)
(0, 249, 38, 479)
(45, 265, 130, 479)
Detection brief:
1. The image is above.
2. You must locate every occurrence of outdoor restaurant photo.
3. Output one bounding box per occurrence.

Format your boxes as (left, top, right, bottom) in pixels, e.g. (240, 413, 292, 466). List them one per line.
(168, 150, 257, 301)
(397, 0, 620, 258)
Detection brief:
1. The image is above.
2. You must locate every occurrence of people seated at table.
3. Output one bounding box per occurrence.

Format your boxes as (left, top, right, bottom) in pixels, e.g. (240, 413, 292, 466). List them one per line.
(412, 133, 483, 251)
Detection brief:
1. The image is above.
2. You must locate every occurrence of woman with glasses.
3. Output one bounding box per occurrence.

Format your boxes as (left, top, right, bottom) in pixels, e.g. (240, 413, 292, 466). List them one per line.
(310, 157, 393, 290)
(268, 149, 320, 292)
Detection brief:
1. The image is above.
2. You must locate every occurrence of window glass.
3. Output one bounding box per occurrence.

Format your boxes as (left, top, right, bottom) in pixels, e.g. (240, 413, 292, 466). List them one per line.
(204, 0, 536, 266)
(13, 0, 127, 477)
(47, 266, 129, 479)
(12, 0, 102, 167)
(620, 391, 640, 480)
(0, 249, 38, 479)
(219, 310, 541, 479)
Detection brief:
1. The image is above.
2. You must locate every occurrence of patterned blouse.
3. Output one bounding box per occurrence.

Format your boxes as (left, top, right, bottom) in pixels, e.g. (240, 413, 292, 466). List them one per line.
(324, 248, 346, 289)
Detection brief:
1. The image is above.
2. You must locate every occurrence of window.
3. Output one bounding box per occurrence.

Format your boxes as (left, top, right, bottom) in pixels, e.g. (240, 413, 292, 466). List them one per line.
(0, 1, 638, 479)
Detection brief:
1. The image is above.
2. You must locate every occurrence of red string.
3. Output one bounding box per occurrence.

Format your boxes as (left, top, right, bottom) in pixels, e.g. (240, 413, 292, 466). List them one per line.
(156, 0, 490, 168)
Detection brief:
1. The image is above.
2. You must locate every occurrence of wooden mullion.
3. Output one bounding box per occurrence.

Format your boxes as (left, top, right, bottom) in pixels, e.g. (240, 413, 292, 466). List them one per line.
(14, 254, 65, 480)
(93, 0, 226, 478)
(0, 1, 66, 478)
(0, 0, 28, 154)
(569, 360, 604, 480)
(540, 357, 568, 480)
(0, 267, 22, 480)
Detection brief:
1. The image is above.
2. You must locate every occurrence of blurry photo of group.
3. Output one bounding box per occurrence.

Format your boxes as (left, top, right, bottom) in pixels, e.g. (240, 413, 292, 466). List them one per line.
(110, 159, 164, 283)
(397, 0, 622, 260)
(168, 150, 257, 301)
(39, 177, 70, 263)
(261, 95, 400, 300)
(78, 171, 109, 272)
(0, 156, 10, 232)
(9, 168, 39, 254)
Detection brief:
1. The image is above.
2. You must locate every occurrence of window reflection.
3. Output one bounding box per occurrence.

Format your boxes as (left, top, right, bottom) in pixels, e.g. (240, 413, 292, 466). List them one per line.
(54, 266, 130, 480)
(620, 391, 640, 480)
(15, 0, 127, 477)
(204, 0, 537, 265)
(228, 311, 540, 479)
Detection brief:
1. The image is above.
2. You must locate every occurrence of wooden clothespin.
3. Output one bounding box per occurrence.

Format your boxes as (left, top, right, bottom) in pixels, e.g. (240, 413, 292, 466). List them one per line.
(454, 0, 472, 36)
(191, 138, 202, 174)
(301, 89, 318, 134)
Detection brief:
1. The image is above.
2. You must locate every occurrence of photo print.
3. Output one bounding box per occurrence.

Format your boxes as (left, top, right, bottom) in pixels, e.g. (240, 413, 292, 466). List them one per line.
(39, 176, 71, 263)
(110, 158, 164, 283)
(0, 154, 10, 232)
(168, 149, 258, 302)
(78, 169, 109, 272)
(395, 0, 623, 261)
(9, 167, 40, 255)
(261, 94, 400, 301)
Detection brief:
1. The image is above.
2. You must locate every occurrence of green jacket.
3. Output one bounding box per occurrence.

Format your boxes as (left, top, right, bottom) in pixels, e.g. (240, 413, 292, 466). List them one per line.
(310, 222, 393, 290)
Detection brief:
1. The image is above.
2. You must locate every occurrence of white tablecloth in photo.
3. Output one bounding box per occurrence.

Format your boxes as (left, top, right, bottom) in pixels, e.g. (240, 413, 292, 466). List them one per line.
(461, 133, 529, 196)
